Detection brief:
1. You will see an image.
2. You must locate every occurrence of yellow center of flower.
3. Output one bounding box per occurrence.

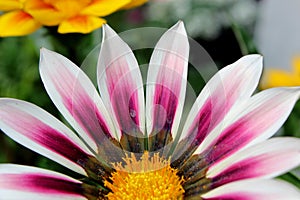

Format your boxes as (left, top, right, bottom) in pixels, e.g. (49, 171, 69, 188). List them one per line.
(104, 152, 184, 200)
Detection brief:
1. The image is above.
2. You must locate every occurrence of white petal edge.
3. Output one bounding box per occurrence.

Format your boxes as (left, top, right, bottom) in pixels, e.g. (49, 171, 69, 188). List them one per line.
(201, 179, 300, 200)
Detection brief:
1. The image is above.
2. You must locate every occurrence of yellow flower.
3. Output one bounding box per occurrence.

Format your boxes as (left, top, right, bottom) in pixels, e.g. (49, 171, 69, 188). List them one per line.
(0, 0, 148, 36)
(260, 56, 300, 89)
(0, 0, 41, 37)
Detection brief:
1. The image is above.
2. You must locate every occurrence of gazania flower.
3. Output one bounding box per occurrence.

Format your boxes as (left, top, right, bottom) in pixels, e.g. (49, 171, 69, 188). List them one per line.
(1, 22, 300, 199)
(0, 0, 148, 37)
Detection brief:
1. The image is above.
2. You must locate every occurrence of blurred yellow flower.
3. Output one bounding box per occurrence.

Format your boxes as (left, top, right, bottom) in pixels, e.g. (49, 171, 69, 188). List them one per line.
(261, 56, 300, 89)
(0, 0, 41, 37)
(0, 0, 148, 37)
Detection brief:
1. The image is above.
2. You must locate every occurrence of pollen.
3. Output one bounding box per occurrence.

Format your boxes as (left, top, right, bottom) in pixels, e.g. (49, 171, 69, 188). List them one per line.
(104, 151, 185, 200)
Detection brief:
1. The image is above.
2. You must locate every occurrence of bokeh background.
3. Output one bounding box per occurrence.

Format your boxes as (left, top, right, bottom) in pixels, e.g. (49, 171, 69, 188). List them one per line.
(0, 0, 299, 189)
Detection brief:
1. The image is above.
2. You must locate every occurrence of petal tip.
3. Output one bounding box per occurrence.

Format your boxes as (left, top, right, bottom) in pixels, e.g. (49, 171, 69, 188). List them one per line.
(246, 54, 263, 63)
(102, 23, 116, 41)
(171, 20, 187, 36)
(39, 47, 54, 59)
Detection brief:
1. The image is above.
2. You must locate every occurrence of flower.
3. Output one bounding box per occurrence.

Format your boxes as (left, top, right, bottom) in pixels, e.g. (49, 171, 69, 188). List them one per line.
(260, 56, 300, 89)
(0, 0, 148, 36)
(1, 22, 300, 199)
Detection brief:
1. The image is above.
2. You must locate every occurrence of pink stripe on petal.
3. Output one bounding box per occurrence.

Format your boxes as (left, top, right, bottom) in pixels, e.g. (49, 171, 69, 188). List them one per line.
(184, 100, 213, 146)
(211, 154, 290, 187)
(107, 67, 141, 133)
(40, 48, 116, 150)
(204, 119, 249, 164)
(207, 138, 300, 188)
(2, 174, 83, 195)
(56, 75, 112, 145)
(0, 99, 93, 175)
(180, 55, 262, 146)
(97, 24, 145, 135)
(201, 87, 300, 165)
(146, 21, 189, 141)
(203, 194, 254, 200)
(152, 84, 179, 131)
(0, 165, 89, 199)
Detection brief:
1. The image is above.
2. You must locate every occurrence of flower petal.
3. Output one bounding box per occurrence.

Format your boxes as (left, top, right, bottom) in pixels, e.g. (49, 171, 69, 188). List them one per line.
(179, 55, 262, 144)
(201, 179, 300, 200)
(81, 0, 130, 16)
(0, 11, 41, 37)
(172, 55, 262, 164)
(58, 15, 106, 34)
(0, 164, 89, 200)
(146, 21, 189, 151)
(39, 48, 117, 154)
(25, 0, 64, 26)
(0, 98, 95, 175)
(207, 137, 300, 188)
(199, 87, 300, 166)
(0, 0, 22, 11)
(97, 24, 145, 149)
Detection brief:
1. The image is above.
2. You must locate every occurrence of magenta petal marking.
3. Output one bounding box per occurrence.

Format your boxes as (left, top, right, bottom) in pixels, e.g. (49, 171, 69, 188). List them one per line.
(106, 62, 141, 133)
(63, 89, 112, 144)
(210, 149, 300, 188)
(147, 22, 189, 137)
(203, 194, 254, 200)
(204, 92, 294, 165)
(211, 156, 264, 188)
(152, 84, 178, 131)
(181, 91, 231, 149)
(2, 107, 90, 167)
(150, 62, 185, 132)
(34, 126, 90, 166)
(186, 100, 212, 145)
(50, 65, 112, 143)
(98, 25, 144, 134)
(2, 174, 83, 196)
(204, 119, 249, 164)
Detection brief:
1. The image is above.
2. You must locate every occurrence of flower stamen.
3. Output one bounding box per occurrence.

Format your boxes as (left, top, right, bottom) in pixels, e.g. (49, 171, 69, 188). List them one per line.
(104, 152, 185, 199)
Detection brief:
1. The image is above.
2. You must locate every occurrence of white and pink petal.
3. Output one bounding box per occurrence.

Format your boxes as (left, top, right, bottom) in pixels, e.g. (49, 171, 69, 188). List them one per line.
(146, 21, 189, 142)
(97, 24, 145, 136)
(197, 87, 300, 166)
(207, 137, 300, 188)
(40, 48, 116, 151)
(0, 98, 93, 175)
(179, 54, 263, 147)
(0, 164, 89, 200)
(201, 179, 300, 200)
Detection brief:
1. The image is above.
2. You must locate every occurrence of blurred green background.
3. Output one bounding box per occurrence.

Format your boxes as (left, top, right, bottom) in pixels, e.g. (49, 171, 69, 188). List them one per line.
(0, 0, 299, 189)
